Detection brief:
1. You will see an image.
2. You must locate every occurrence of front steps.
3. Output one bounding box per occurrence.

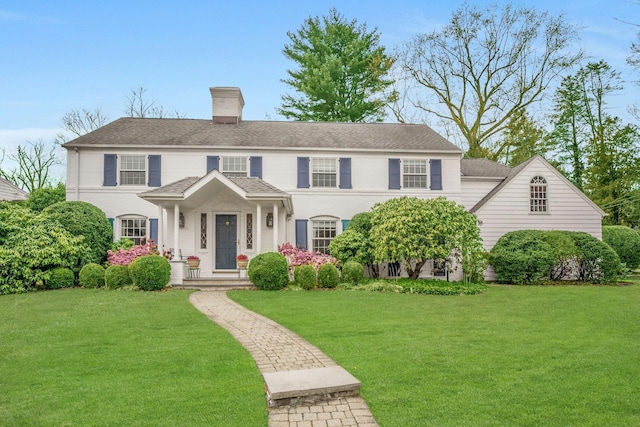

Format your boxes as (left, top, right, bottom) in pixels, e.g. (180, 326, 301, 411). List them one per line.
(175, 278, 256, 291)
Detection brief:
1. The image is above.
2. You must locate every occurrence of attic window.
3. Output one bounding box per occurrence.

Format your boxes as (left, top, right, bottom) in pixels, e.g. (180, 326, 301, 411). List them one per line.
(222, 157, 247, 178)
(530, 176, 548, 213)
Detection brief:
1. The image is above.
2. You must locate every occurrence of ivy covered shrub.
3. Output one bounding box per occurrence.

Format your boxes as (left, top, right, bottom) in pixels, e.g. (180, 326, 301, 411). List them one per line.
(491, 230, 556, 284)
(45, 267, 75, 290)
(341, 261, 364, 285)
(105, 265, 132, 289)
(248, 252, 289, 291)
(294, 264, 316, 290)
(317, 262, 340, 288)
(42, 201, 113, 265)
(79, 263, 105, 288)
(128, 255, 171, 291)
(603, 226, 640, 270)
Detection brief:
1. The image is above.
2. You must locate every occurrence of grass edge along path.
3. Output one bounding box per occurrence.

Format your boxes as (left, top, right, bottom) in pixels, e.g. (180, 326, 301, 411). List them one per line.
(229, 285, 640, 427)
(0, 289, 267, 427)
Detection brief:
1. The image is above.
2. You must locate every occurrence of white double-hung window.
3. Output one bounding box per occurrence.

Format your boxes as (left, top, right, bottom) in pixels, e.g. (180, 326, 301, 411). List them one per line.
(120, 155, 146, 185)
(312, 220, 337, 254)
(403, 159, 428, 188)
(312, 158, 337, 187)
(222, 157, 248, 178)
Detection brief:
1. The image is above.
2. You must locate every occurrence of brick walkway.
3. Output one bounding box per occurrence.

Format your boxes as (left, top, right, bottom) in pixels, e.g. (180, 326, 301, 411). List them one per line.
(189, 291, 378, 427)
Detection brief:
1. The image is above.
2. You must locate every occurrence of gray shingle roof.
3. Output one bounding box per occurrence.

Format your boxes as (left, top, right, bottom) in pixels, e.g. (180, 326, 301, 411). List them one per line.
(460, 158, 512, 177)
(138, 174, 288, 197)
(62, 118, 463, 153)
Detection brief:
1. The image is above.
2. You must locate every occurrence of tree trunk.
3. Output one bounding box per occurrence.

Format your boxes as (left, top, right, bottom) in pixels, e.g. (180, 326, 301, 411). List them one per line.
(405, 260, 426, 280)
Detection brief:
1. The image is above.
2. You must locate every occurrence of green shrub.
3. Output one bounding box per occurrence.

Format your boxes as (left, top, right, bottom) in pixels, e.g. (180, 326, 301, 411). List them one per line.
(293, 264, 316, 290)
(42, 201, 113, 265)
(79, 263, 105, 288)
(24, 183, 66, 213)
(45, 267, 75, 290)
(104, 265, 131, 289)
(491, 230, 556, 284)
(317, 262, 339, 288)
(603, 226, 640, 270)
(128, 255, 171, 291)
(110, 238, 135, 252)
(341, 261, 364, 285)
(328, 229, 368, 264)
(247, 252, 289, 291)
(569, 231, 622, 284)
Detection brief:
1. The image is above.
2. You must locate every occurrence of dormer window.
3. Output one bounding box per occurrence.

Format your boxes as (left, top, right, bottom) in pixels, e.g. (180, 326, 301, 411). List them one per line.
(530, 176, 547, 213)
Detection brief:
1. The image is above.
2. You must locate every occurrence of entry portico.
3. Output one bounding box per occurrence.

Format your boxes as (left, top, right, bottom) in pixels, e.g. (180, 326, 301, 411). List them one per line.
(138, 169, 292, 281)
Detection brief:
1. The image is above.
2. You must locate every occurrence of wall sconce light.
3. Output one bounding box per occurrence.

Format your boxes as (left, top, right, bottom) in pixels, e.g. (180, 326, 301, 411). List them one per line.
(179, 212, 185, 228)
(266, 212, 274, 228)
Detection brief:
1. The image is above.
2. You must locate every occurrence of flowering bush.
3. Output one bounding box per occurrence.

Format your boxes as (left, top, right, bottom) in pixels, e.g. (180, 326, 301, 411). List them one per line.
(278, 242, 338, 269)
(107, 239, 157, 266)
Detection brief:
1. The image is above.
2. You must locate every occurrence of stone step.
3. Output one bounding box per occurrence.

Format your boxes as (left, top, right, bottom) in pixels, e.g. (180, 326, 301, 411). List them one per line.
(175, 279, 255, 291)
(263, 366, 361, 407)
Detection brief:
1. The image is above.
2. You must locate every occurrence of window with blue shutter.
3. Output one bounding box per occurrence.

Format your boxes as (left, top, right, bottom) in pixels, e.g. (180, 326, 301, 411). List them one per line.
(149, 218, 158, 243)
(388, 158, 401, 189)
(339, 158, 352, 189)
(148, 155, 161, 187)
(250, 156, 263, 179)
(207, 156, 220, 173)
(103, 154, 117, 186)
(430, 159, 442, 190)
(295, 219, 308, 249)
(297, 157, 310, 188)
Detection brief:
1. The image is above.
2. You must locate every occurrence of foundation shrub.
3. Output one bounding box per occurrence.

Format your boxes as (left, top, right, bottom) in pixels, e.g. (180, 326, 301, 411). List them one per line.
(569, 231, 622, 284)
(341, 261, 364, 285)
(128, 255, 171, 291)
(491, 230, 556, 284)
(602, 226, 640, 270)
(317, 262, 340, 288)
(45, 267, 75, 290)
(105, 265, 132, 289)
(294, 264, 316, 290)
(248, 252, 289, 291)
(79, 263, 105, 288)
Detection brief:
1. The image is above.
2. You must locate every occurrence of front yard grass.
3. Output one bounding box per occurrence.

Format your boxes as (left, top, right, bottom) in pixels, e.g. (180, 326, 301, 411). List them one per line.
(0, 289, 266, 426)
(230, 284, 640, 426)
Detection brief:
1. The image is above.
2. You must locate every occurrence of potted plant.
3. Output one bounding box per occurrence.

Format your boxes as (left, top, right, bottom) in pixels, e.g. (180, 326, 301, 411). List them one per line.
(187, 255, 200, 268)
(236, 254, 249, 269)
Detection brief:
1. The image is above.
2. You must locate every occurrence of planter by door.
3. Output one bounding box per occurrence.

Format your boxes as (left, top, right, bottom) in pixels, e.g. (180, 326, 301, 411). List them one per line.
(237, 260, 248, 269)
(187, 259, 200, 268)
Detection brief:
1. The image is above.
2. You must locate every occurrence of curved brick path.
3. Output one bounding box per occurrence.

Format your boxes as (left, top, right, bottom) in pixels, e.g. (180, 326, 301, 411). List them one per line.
(189, 291, 378, 427)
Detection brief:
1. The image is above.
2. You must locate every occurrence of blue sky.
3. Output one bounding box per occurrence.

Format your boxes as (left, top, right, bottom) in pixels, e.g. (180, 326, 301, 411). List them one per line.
(1, 0, 638, 171)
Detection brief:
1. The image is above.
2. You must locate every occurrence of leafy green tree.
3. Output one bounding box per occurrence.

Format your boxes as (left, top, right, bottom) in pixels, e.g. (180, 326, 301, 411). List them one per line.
(500, 110, 548, 166)
(279, 8, 394, 122)
(397, 2, 581, 158)
(24, 182, 66, 212)
(369, 196, 485, 280)
(329, 211, 379, 278)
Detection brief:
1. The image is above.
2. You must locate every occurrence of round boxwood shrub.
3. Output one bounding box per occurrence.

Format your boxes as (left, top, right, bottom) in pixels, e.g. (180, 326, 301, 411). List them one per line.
(79, 263, 105, 288)
(569, 231, 622, 284)
(491, 230, 556, 284)
(105, 264, 132, 289)
(128, 255, 171, 291)
(341, 261, 364, 285)
(247, 252, 289, 290)
(603, 226, 640, 270)
(45, 267, 75, 289)
(317, 262, 339, 288)
(294, 264, 316, 290)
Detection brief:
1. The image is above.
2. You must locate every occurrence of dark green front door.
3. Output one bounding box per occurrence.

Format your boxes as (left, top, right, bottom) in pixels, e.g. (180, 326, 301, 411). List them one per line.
(216, 214, 237, 269)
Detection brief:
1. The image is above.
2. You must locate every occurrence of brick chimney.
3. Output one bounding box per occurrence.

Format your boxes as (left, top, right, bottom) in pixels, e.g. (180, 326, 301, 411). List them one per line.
(210, 87, 244, 124)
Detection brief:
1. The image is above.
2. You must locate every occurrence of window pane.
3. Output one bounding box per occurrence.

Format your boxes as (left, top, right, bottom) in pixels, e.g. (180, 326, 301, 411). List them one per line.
(402, 159, 427, 188)
(312, 159, 336, 187)
(312, 220, 336, 254)
(222, 157, 247, 177)
(530, 176, 548, 213)
(120, 155, 146, 185)
(121, 218, 146, 245)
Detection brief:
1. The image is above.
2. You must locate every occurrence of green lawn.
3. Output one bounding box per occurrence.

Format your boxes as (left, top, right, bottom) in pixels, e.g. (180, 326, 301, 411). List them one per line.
(0, 289, 267, 427)
(229, 285, 640, 426)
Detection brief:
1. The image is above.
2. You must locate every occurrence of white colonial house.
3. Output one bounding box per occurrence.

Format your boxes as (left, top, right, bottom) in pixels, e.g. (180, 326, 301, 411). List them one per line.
(62, 87, 604, 284)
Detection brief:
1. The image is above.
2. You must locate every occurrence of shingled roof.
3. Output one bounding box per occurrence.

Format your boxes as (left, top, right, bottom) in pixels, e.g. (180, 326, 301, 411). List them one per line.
(62, 118, 463, 153)
(460, 158, 512, 177)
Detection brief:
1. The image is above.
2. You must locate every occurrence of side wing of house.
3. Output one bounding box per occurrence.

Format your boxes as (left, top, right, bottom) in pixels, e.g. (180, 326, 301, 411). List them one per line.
(470, 156, 605, 252)
(0, 178, 28, 201)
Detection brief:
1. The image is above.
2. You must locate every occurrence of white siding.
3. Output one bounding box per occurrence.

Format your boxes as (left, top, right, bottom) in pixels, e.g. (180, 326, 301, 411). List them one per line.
(460, 178, 501, 210)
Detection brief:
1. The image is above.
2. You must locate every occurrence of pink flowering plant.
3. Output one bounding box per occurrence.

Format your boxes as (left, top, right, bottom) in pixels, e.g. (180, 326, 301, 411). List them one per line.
(278, 242, 338, 270)
(107, 239, 158, 266)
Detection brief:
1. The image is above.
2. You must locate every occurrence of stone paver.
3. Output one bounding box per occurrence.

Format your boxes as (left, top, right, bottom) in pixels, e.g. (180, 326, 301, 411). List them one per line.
(189, 291, 378, 427)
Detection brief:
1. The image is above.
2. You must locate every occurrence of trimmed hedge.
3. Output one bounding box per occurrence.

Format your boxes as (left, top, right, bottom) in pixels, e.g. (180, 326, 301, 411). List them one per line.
(341, 261, 364, 285)
(79, 263, 105, 288)
(105, 265, 132, 289)
(317, 263, 339, 288)
(247, 252, 289, 290)
(45, 267, 75, 290)
(294, 264, 316, 290)
(491, 230, 556, 284)
(128, 255, 171, 291)
(603, 226, 640, 270)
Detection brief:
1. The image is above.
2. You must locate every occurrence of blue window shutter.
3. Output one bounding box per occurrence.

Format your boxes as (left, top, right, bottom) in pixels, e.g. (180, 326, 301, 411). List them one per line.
(341, 219, 351, 231)
(297, 157, 310, 188)
(388, 158, 401, 189)
(108, 218, 114, 229)
(149, 218, 158, 243)
(430, 159, 442, 190)
(250, 156, 263, 179)
(295, 219, 308, 250)
(339, 158, 352, 189)
(103, 154, 117, 186)
(148, 155, 161, 187)
(207, 155, 220, 173)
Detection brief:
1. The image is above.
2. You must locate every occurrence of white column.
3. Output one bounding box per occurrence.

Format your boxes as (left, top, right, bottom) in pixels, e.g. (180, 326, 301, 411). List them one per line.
(272, 202, 279, 252)
(173, 204, 180, 260)
(256, 204, 262, 253)
(157, 204, 164, 256)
